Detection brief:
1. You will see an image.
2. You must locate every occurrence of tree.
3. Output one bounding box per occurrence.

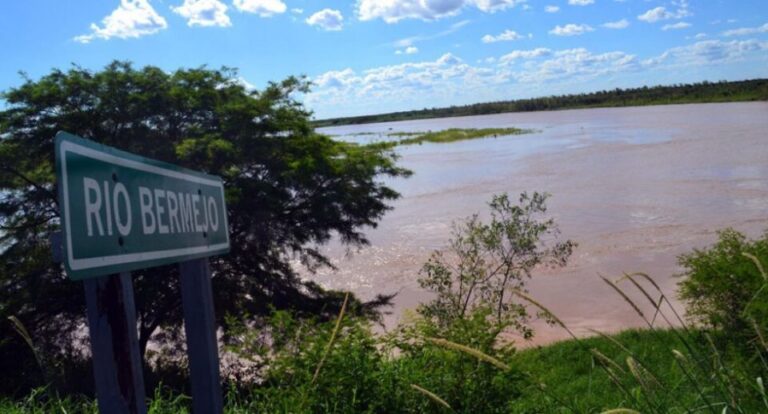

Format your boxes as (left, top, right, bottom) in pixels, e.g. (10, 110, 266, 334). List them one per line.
(417, 193, 575, 342)
(0, 61, 409, 393)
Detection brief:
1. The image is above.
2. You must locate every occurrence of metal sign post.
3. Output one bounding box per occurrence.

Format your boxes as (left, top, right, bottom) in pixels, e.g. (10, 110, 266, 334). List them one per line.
(54, 132, 230, 413)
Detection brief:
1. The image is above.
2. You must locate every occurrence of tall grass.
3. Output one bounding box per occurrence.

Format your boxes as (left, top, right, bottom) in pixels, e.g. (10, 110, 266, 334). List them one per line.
(529, 256, 768, 413)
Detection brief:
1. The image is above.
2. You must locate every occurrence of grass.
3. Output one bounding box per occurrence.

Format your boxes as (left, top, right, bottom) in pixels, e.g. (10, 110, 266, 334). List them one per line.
(510, 329, 704, 412)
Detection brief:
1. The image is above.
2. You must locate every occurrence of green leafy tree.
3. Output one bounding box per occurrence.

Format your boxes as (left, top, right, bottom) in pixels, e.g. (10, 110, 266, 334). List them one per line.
(417, 192, 575, 342)
(678, 228, 768, 337)
(0, 61, 409, 393)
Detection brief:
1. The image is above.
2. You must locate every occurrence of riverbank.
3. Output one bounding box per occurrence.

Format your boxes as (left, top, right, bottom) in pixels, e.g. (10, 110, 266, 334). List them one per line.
(313, 79, 768, 127)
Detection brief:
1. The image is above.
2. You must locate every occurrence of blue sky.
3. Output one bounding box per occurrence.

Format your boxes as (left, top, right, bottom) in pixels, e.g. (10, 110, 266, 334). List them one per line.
(1, 0, 767, 119)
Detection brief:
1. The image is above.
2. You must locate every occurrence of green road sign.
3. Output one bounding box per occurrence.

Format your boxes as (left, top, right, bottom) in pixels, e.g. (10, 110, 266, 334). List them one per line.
(55, 132, 230, 280)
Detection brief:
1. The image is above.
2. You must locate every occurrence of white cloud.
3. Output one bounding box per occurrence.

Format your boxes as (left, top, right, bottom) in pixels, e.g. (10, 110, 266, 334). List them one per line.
(638, 2, 690, 24)
(172, 0, 231, 27)
(291, 8, 304, 14)
(314, 68, 358, 89)
(306, 46, 651, 118)
(645, 39, 768, 67)
(356, 0, 526, 23)
(638, 7, 674, 23)
(393, 19, 471, 48)
(306, 9, 344, 31)
(309, 53, 486, 105)
(396, 46, 420, 55)
(498, 48, 552, 63)
(549, 23, 594, 36)
(693, 33, 707, 39)
(233, 0, 286, 17)
(507, 48, 638, 83)
(474, 0, 527, 13)
(568, 0, 594, 6)
(723, 23, 768, 37)
(603, 19, 629, 29)
(662, 21, 691, 31)
(545, 5, 560, 13)
(75, 0, 168, 43)
(235, 77, 256, 90)
(307, 32, 768, 118)
(481, 29, 527, 43)
(309, 26, 768, 115)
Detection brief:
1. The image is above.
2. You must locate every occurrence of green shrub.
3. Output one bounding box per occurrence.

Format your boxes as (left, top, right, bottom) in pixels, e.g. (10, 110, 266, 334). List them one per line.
(384, 307, 524, 413)
(226, 309, 382, 413)
(677, 229, 768, 337)
(418, 192, 575, 341)
(225, 304, 526, 413)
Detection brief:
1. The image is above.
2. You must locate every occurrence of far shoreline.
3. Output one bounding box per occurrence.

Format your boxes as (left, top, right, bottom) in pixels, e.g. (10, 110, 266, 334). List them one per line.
(312, 78, 768, 128)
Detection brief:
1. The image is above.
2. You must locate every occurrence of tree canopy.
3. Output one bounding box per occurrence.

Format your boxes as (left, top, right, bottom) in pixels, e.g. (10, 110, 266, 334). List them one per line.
(0, 61, 409, 394)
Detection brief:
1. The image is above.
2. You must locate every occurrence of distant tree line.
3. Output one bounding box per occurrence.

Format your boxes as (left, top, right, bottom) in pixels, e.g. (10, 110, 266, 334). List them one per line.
(314, 79, 768, 127)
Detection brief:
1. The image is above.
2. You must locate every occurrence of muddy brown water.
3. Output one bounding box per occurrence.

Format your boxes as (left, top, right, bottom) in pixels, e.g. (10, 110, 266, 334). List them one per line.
(309, 102, 768, 346)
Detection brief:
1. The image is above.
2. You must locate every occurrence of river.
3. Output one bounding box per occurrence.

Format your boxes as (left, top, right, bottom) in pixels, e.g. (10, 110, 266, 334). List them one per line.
(310, 102, 768, 346)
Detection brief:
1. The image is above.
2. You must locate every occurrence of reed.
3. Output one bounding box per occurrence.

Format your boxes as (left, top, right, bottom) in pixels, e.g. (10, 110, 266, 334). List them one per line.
(297, 292, 350, 411)
(8, 316, 42, 371)
(671, 348, 720, 414)
(742, 252, 767, 280)
(410, 384, 453, 411)
(312, 292, 350, 384)
(626, 356, 660, 391)
(602, 274, 736, 412)
(511, 289, 578, 341)
(425, 337, 510, 371)
(590, 348, 626, 375)
(757, 377, 768, 409)
(600, 276, 651, 329)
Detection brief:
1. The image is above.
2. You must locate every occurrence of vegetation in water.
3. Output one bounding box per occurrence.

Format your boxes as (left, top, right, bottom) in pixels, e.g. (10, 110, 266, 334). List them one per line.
(313, 78, 768, 127)
(333, 128, 532, 147)
(394, 128, 532, 146)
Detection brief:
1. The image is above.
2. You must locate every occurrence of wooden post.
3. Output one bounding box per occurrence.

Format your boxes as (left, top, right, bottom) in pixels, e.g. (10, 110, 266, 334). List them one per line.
(179, 258, 223, 414)
(84, 272, 147, 414)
